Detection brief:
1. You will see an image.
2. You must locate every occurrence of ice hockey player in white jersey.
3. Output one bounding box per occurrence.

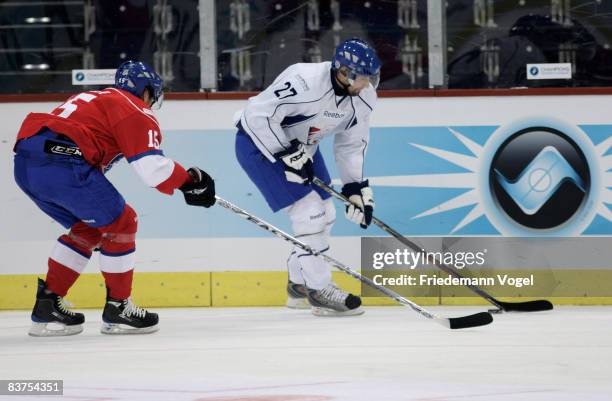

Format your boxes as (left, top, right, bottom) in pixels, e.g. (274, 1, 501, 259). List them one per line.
(234, 38, 380, 316)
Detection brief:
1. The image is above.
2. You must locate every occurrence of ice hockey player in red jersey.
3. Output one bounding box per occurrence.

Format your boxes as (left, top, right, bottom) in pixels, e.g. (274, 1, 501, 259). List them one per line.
(13, 61, 215, 336)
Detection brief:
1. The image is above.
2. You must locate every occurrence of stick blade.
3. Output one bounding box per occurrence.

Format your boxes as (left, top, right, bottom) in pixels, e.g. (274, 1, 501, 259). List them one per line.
(497, 300, 553, 312)
(444, 312, 493, 329)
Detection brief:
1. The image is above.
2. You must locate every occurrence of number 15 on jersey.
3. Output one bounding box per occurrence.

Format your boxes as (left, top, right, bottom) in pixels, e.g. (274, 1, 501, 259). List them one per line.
(147, 130, 160, 149)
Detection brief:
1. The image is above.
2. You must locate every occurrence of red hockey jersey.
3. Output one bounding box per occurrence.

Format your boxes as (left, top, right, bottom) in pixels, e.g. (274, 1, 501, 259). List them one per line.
(16, 88, 190, 195)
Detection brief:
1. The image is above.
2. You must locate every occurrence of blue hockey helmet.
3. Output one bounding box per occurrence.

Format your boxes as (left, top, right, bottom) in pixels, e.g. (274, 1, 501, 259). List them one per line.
(332, 38, 381, 88)
(115, 61, 164, 109)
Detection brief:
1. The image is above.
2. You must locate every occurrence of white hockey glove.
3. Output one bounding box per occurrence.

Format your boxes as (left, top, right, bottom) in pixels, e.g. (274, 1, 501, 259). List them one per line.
(341, 180, 374, 229)
(274, 140, 313, 185)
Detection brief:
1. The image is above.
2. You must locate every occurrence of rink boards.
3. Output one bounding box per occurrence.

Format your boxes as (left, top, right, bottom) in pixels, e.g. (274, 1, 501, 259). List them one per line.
(1, 94, 612, 308)
(3, 271, 612, 309)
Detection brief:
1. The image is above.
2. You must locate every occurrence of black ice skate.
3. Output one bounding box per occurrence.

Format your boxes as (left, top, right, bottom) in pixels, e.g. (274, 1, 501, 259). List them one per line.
(29, 278, 84, 337)
(286, 280, 310, 309)
(101, 292, 159, 335)
(307, 283, 364, 316)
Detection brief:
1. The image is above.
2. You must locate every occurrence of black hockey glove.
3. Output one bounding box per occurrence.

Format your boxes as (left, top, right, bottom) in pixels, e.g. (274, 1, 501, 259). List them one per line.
(274, 140, 314, 185)
(180, 167, 216, 208)
(341, 180, 375, 229)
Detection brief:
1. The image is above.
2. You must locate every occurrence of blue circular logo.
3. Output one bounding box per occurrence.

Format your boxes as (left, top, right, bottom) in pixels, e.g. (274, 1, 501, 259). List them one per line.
(75, 72, 85, 81)
(490, 127, 590, 230)
(480, 117, 601, 236)
(529, 66, 539, 76)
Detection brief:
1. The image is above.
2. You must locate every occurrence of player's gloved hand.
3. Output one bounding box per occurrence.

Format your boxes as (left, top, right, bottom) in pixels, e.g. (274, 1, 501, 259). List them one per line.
(180, 167, 216, 208)
(341, 180, 374, 229)
(274, 140, 313, 185)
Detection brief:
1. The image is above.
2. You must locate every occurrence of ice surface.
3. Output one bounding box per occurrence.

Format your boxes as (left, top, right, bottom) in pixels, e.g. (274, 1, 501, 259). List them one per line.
(0, 306, 610, 401)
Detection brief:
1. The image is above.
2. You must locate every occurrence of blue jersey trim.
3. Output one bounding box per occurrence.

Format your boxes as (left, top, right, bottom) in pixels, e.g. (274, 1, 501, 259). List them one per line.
(57, 238, 91, 259)
(100, 248, 136, 257)
(266, 117, 289, 150)
(280, 113, 317, 128)
(241, 117, 276, 158)
(127, 150, 164, 163)
(345, 97, 357, 130)
(357, 94, 373, 111)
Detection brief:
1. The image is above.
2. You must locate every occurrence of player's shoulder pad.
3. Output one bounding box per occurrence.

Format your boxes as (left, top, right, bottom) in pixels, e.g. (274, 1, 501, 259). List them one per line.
(268, 62, 332, 101)
(107, 88, 159, 121)
(356, 85, 377, 112)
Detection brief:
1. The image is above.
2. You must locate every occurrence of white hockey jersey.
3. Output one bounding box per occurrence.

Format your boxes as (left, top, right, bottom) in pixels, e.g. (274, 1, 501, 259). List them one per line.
(237, 61, 376, 185)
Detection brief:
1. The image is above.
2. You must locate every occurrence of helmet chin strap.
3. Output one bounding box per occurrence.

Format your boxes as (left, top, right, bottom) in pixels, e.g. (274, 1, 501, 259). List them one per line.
(335, 69, 358, 95)
(343, 79, 361, 96)
(331, 68, 351, 96)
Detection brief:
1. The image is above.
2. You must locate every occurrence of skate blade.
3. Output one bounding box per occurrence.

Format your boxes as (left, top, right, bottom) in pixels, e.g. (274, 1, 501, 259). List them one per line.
(28, 322, 83, 337)
(286, 297, 311, 310)
(311, 306, 365, 317)
(100, 322, 159, 335)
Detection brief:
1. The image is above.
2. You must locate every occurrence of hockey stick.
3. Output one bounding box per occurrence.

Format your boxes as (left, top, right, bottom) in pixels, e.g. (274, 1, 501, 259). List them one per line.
(313, 178, 553, 314)
(214, 195, 493, 329)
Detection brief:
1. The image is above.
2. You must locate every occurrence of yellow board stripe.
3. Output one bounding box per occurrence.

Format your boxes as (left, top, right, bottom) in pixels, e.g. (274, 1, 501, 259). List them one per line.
(0, 273, 212, 309)
(1, 272, 611, 310)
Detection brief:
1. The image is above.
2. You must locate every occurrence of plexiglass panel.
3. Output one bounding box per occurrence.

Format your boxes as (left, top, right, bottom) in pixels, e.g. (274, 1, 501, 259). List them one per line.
(0, 0, 200, 93)
(215, 0, 429, 91)
(447, 0, 612, 88)
(1, 0, 612, 94)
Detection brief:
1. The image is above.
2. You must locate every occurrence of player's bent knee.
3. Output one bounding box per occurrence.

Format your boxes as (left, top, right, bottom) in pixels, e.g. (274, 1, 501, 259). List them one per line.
(67, 222, 103, 252)
(287, 192, 331, 250)
(288, 192, 328, 234)
(99, 204, 138, 252)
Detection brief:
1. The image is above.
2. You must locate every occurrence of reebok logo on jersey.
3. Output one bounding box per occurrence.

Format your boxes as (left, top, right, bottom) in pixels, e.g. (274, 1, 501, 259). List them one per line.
(324, 111, 345, 119)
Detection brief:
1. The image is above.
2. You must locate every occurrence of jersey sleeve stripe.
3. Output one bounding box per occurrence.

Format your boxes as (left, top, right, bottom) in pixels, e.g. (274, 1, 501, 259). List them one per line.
(129, 154, 175, 187)
(126, 149, 164, 163)
(155, 161, 190, 195)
